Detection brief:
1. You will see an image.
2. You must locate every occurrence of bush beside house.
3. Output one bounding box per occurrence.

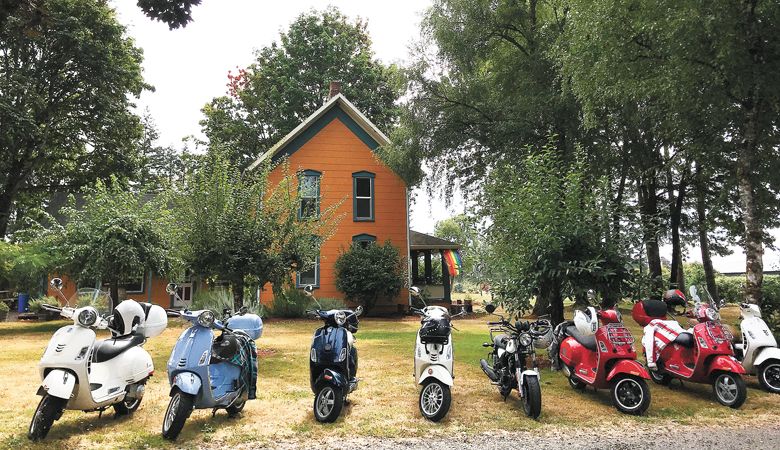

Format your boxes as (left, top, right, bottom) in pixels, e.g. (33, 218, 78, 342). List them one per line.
(334, 241, 405, 314)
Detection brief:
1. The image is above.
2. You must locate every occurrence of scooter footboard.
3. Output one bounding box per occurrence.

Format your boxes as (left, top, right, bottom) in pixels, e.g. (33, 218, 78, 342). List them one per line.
(171, 371, 202, 396)
(606, 359, 650, 381)
(418, 365, 453, 386)
(753, 347, 780, 369)
(41, 369, 76, 400)
(707, 355, 746, 376)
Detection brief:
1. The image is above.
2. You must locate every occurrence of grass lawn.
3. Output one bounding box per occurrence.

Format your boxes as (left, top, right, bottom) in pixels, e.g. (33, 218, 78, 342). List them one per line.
(0, 304, 778, 449)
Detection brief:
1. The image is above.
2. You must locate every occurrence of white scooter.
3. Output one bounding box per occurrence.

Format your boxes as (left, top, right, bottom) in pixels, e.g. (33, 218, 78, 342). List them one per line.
(28, 278, 167, 441)
(734, 302, 780, 393)
(410, 287, 466, 421)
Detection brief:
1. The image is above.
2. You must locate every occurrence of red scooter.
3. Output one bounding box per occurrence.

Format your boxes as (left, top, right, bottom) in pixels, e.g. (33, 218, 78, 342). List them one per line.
(631, 286, 747, 408)
(558, 303, 651, 415)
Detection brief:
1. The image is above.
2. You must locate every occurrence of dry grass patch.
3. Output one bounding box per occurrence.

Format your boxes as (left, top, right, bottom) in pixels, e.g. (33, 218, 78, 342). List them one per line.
(0, 304, 777, 448)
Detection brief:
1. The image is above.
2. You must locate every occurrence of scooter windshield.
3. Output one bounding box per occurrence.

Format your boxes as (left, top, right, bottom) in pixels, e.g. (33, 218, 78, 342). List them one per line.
(69, 288, 112, 316)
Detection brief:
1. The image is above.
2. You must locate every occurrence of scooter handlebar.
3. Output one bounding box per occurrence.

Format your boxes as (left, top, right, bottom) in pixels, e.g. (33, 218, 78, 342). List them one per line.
(41, 304, 63, 313)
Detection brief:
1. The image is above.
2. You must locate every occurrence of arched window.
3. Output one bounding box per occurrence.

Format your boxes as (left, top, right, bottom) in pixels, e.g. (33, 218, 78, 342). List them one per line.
(352, 233, 377, 248)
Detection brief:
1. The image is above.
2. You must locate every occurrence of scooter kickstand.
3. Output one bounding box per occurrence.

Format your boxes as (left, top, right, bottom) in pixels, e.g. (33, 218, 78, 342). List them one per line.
(212, 407, 218, 417)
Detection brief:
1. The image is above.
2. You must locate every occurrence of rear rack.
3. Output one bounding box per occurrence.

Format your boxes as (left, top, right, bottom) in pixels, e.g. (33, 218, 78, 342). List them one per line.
(605, 323, 634, 346)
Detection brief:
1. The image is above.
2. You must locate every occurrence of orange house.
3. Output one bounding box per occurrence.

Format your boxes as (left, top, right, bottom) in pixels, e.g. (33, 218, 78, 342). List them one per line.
(249, 91, 411, 313)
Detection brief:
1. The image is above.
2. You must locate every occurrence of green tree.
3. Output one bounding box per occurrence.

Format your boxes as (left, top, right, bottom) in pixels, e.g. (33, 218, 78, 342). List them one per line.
(176, 153, 341, 308)
(0, 0, 147, 238)
(136, 0, 201, 29)
(200, 7, 402, 167)
(43, 180, 180, 308)
(485, 143, 628, 324)
(561, 0, 780, 305)
(433, 214, 483, 280)
(334, 241, 406, 314)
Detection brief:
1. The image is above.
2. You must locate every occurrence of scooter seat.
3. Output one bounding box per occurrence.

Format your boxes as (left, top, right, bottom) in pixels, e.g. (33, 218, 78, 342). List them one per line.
(673, 331, 695, 348)
(92, 333, 145, 363)
(494, 334, 509, 349)
(565, 326, 597, 352)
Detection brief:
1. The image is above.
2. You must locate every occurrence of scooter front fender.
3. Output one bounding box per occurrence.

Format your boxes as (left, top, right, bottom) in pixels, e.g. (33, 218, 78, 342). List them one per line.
(606, 359, 650, 381)
(518, 369, 540, 388)
(707, 355, 746, 376)
(170, 371, 202, 396)
(314, 369, 348, 389)
(753, 347, 780, 369)
(418, 364, 453, 386)
(41, 369, 76, 400)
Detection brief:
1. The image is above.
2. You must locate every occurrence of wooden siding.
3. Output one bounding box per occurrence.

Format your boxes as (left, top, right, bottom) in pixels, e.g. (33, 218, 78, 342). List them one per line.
(263, 114, 409, 311)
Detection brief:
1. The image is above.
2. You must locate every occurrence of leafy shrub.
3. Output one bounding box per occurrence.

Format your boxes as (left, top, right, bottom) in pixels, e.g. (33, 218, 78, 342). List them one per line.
(268, 288, 311, 318)
(317, 298, 347, 310)
(715, 276, 744, 303)
(28, 298, 47, 313)
(0, 301, 9, 313)
(192, 288, 234, 314)
(335, 241, 405, 314)
(453, 283, 464, 293)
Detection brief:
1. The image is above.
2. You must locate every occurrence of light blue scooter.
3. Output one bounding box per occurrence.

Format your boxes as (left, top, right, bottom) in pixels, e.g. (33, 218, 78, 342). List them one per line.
(161, 283, 263, 440)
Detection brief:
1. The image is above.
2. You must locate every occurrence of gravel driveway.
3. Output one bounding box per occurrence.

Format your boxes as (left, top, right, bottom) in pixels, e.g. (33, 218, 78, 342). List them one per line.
(221, 421, 780, 450)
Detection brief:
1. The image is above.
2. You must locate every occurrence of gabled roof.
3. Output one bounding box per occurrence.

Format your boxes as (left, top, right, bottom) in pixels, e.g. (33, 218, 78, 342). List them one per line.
(409, 230, 461, 250)
(247, 93, 391, 171)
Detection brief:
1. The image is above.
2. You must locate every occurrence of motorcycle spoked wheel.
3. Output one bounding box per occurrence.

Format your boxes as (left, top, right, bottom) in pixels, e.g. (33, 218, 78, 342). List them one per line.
(758, 360, 780, 394)
(419, 379, 451, 422)
(28, 395, 67, 441)
(313, 384, 344, 423)
(712, 371, 747, 409)
(162, 390, 195, 440)
(610, 375, 651, 415)
(521, 376, 542, 419)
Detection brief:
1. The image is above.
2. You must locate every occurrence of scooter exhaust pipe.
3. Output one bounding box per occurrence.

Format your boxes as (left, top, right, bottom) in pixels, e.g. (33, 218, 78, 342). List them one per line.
(480, 359, 499, 382)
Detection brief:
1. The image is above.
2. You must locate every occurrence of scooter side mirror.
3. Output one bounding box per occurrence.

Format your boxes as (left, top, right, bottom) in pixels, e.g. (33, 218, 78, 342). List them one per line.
(239, 306, 248, 315)
(166, 283, 178, 295)
(50, 278, 63, 290)
(409, 286, 421, 297)
(355, 305, 364, 317)
(302, 285, 314, 297)
(485, 303, 496, 314)
(587, 289, 596, 301)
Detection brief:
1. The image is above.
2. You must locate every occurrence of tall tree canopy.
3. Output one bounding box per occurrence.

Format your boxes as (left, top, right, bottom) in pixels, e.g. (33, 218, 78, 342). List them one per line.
(200, 7, 402, 167)
(136, 0, 201, 29)
(0, 0, 147, 238)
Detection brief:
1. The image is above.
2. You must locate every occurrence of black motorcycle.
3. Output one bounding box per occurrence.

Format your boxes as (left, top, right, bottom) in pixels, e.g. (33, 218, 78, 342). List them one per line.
(479, 304, 551, 419)
(303, 285, 363, 423)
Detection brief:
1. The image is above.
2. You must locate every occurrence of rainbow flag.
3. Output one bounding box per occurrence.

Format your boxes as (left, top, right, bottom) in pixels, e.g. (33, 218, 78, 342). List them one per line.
(442, 249, 463, 278)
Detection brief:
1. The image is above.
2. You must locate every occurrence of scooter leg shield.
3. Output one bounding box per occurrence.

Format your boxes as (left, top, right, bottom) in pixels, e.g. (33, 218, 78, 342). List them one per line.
(418, 365, 454, 386)
(171, 372, 202, 396)
(606, 360, 650, 381)
(42, 369, 76, 400)
(315, 369, 349, 389)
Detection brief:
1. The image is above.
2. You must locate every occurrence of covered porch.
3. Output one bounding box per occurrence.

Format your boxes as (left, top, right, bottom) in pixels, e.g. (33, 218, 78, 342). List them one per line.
(409, 230, 460, 305)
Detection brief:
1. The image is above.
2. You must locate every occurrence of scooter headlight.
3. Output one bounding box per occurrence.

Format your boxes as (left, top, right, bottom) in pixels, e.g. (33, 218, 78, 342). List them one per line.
(334, 311, 347, 326)
(519, 333, 533, 348)
(706, 308, 720, 321)
(77, 308, 98, 327)
(197, 310, 216, 328)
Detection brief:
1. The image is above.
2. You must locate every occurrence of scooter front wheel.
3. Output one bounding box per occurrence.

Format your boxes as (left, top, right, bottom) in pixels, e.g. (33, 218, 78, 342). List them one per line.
(758, 360, 780, 394)
(226, 399, 246, 417)
(162, 390, 194, 440)
(712, 371, 747, 408)
(314, 384, 344, 423)
(611, 375, 651, 415)
(28, 394, 66, 441)
(419, 379, 451, 422)
(521, 376, 542, 419)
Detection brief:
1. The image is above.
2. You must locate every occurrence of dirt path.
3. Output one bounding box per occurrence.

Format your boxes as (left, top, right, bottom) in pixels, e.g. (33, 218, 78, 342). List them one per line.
(220, 421, 780, 449)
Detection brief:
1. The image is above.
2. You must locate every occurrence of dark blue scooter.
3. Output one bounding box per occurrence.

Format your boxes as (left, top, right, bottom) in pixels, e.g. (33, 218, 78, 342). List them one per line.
(161, 283, 262, 440)
(303, 285, 363, 422)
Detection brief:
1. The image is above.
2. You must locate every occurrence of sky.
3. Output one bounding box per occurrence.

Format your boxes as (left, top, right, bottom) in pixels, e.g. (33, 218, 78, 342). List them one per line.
(111, 0, 775, 274)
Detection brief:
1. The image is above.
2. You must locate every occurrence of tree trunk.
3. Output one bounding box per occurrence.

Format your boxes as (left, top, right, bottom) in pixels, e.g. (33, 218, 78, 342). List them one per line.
(668, 169, 688, 291)
(637, 176, 663, 298)
(695, 169, 719, 301)
(549, 284, 564, 326)
(737, 150, 763, 304)
(0, 180, 21, 238)
(532, 293, 549, 317)
(110, 280, 119, 311)
(232, 277, 245, 310)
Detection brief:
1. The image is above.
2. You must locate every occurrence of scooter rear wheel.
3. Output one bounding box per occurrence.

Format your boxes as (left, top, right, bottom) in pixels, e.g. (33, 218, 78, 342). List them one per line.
(314, 384, 344, 423)
(758, 360, 780, 394)
(114, 382, 145, 416)
(712, 372, 747, 408)
(28, 394, 66, 441)
(162, 390, 194, 440)
(611, 375, 651, 415)
(226, 399, 246, 417)
(419, 379, 451, 422)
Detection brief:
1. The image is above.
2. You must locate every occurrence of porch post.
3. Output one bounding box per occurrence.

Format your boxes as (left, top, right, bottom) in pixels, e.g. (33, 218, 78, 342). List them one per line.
(441, 250, 451, 303)
(424, 250, 432, 284)
(411, 250, 419, 285)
